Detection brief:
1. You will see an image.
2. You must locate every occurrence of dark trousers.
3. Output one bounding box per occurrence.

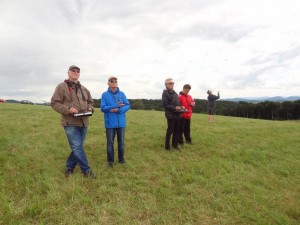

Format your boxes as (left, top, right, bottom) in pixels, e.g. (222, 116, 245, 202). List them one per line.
(165, 118, 180, 148)
(179, 118, 191, 144)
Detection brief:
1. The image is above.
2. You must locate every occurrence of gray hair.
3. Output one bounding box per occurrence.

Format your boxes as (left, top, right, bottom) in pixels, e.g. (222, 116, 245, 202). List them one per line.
(165, 78, 174, 86)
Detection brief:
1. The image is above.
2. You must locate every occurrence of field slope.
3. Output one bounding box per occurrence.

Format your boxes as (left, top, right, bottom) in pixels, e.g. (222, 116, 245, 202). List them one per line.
(0, 103, 299, 224)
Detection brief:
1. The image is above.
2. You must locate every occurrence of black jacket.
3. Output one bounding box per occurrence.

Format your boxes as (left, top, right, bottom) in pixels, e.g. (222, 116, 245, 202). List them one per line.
(207, 93, 220, 108)
(162, 89, 182, 120)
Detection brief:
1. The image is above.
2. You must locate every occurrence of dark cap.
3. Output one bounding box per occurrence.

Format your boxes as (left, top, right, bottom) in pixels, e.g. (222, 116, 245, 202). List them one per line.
(69, 65, 80, 71)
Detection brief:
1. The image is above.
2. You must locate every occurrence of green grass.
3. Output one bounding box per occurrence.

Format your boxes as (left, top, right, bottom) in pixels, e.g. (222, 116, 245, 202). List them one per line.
(0, 103, 299, 224)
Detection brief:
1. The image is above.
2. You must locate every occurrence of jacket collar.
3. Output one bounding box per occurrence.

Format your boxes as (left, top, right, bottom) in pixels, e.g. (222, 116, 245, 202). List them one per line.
(166, 89, 176, 94)
(108, 87, 120, 94)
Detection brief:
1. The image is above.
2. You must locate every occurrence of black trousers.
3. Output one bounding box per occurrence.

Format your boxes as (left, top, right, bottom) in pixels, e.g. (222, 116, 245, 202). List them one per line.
(165, 118, 180, 148)
(179, 118, 191, 144)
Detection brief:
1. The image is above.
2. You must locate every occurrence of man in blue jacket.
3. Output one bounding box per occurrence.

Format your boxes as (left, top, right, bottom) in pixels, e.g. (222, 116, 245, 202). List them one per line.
(100, 76, 130, 167)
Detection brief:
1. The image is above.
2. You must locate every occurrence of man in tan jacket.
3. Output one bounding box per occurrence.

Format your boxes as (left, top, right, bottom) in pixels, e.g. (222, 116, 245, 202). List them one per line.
(51, 65, 96, 179)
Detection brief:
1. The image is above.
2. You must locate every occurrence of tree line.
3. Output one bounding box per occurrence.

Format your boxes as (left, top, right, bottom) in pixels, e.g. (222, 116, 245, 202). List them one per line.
(94, 99, 300, 120)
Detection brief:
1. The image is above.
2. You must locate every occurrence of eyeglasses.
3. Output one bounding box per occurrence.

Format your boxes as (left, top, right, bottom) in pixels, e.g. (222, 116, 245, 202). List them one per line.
(109, 80, 118, 83)
(167, 82, 174, 85)
(70, 69, 80, 73)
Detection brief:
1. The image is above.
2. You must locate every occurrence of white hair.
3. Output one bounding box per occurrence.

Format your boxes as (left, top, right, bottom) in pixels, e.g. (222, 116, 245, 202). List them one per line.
(165, 78, 173, 84)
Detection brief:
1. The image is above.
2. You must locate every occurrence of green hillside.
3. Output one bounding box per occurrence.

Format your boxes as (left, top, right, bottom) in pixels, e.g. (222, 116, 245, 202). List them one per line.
(0, 103, 299, 224)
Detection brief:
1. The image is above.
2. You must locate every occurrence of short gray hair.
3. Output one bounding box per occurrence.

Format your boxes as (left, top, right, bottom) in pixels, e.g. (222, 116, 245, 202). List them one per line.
(165, 78, 173, 85)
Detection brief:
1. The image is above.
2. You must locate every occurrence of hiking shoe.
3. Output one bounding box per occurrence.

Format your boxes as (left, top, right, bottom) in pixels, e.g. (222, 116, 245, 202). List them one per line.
(83, 171, 96, 179)
(119, 160, 126, 164)
(165, 144, 170, 150)
(65, 168, 74, 178)
(108, 162, 114, 168)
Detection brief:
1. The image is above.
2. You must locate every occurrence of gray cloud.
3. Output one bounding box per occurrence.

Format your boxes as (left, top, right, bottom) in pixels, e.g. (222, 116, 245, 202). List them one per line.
(181, 23, 262, 43)
(223, 63, 288, 90)
(246, 46, 300, 65)
(0, 0, 299, 101)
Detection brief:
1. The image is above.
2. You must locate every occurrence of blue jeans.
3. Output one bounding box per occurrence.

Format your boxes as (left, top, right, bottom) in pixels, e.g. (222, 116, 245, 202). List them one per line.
(64, 126, 91, 173)
(106, 128, 125, 163)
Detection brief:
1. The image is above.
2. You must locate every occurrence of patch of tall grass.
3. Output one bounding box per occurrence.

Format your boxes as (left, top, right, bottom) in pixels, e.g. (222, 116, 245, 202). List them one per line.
(0, 103, 299, 224)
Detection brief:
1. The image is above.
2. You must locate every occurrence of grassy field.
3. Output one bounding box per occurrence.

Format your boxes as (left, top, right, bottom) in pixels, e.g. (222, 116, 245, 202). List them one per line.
(0, 103, 299, 225)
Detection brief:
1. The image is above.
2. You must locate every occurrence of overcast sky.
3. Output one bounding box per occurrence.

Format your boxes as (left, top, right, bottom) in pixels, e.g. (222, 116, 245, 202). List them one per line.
(1, 0, 300, 102)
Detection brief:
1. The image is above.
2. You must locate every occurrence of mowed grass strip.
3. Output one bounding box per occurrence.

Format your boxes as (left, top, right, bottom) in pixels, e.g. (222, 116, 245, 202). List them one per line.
(0, 103, 299, 224)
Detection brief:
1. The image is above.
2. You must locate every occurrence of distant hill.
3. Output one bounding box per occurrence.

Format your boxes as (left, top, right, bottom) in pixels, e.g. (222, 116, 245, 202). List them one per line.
(3, 96, 300, 105)
(224, 96, 300, 103)
(5, 99, 20, 103)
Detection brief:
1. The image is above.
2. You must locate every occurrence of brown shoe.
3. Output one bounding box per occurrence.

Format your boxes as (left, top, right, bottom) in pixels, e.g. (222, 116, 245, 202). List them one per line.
(83, 171, 96, 179)
(65, 168, 74, 178)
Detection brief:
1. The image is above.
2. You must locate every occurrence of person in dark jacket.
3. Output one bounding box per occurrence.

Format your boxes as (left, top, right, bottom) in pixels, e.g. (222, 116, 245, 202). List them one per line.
(162, 78, 183, 150)
(207, 90, 220, 123)
(100, 76, 130, 167)
(178, 84, 195, 144)
(51, 65, 96, 179)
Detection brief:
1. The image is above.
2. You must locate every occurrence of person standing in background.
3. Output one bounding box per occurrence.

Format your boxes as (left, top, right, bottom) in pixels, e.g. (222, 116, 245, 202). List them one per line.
(51, 65, 96, 179)
(207, 90, 220, 123)
(100, 76, 130, 167)
(162, 78, 183, 150)
(178, 84, 195, 145)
